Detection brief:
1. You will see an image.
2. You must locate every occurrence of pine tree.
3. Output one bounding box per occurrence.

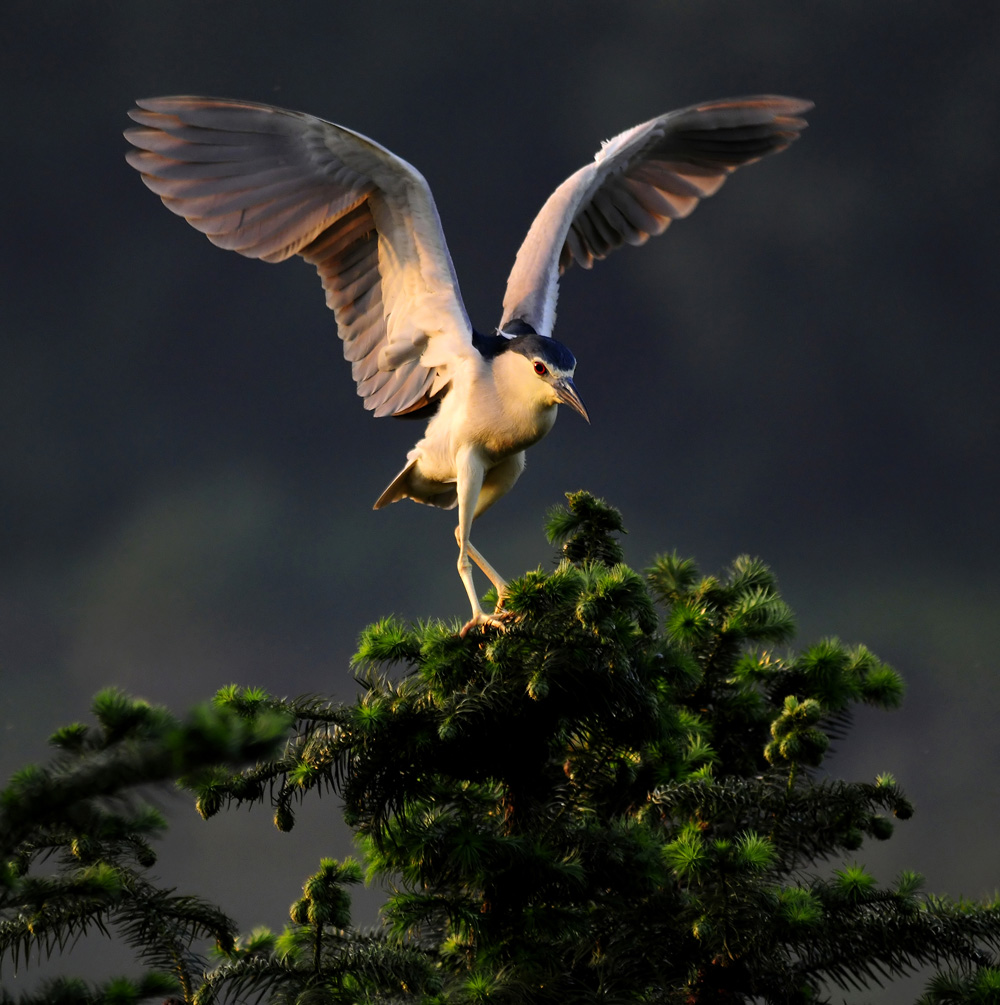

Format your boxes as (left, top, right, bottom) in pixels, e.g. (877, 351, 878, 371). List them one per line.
(3, 493, 999, 1003)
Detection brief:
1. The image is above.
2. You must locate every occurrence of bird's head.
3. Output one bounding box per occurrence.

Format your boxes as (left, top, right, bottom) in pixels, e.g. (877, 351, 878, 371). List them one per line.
(505, 334, 590, 422)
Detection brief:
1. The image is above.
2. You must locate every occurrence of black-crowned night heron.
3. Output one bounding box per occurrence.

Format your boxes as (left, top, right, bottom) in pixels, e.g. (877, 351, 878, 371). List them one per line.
(124, 94, 811, 635)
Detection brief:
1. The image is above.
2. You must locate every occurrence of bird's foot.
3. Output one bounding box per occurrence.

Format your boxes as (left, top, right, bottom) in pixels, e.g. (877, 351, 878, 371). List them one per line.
(459, 608, 515, 638)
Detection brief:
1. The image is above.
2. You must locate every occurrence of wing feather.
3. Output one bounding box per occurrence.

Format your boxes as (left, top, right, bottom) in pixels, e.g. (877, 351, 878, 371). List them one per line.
(125, 149, 298, 182)
(125, 96, 476, 416)
(500, 95, 812, 337)
(602, 182, 663, 240)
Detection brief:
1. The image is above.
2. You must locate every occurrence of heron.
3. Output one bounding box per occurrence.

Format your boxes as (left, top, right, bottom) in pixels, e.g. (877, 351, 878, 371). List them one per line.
(124, 94, 811, 635)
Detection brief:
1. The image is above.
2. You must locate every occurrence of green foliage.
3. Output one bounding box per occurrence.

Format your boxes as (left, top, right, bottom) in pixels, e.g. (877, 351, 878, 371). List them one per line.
(918, 964, 1000, 1004)
(0, 690, 290, 1001)
(2, 494, 998, 1003)
(194, 858, 440, 1005)
(545, 489, 626, 565)
(0, 971, 179, 1005)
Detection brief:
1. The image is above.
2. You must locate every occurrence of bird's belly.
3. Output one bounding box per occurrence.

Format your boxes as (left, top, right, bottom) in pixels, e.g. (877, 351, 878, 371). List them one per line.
(413, 439, 511, 484)
(403, 397, 555, 494)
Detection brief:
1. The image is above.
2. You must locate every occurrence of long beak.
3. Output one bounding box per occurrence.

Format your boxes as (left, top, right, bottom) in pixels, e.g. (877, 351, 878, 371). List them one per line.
(554, 377, 590, 423)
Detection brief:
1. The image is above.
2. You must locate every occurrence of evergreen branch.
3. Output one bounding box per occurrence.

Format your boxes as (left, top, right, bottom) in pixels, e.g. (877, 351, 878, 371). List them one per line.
(0, 971, 179, 1005)
(651, 774, 912, 871)
(111, 878, 238, 999)
(545, 491, 627, 566)
(0, 693, 290, 860)
(197, 930, 441, 1004)
(790, 890, 1000, 992)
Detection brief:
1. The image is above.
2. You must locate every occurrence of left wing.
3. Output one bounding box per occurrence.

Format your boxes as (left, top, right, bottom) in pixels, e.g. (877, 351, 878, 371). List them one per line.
(500, 95, 812, 339)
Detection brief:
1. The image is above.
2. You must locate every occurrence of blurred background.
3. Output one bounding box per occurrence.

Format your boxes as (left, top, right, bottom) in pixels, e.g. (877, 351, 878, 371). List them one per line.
(2, 2, 998, 1000)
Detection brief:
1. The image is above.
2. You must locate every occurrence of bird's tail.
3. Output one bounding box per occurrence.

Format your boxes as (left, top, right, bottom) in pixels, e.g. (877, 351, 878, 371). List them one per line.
(373, 458, 458, 511)
(373, 459, 417, 509)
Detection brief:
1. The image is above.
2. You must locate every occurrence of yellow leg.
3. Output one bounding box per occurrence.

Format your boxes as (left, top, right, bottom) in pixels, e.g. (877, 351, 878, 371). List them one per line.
(466, 541, 507, 596)
(453, 447, 513, 637)
(454, 448, 504, 636)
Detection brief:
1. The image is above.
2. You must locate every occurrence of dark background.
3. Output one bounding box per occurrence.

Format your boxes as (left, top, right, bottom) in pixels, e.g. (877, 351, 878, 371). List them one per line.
(3, 3, 998, 1000)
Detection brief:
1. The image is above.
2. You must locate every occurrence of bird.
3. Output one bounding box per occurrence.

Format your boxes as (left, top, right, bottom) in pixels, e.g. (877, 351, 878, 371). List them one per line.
(124, 93, 811, 635)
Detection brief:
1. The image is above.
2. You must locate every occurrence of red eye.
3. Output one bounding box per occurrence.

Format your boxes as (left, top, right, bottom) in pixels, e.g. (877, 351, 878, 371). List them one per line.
(533, 361, 548, 376)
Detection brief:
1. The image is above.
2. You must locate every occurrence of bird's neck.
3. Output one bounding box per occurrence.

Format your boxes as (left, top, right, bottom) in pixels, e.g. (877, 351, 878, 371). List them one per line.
(487, 353, 559, 449)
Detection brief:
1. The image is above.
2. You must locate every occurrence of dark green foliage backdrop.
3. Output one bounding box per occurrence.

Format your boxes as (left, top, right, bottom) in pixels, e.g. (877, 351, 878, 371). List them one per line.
(3, 4, 999, 1002)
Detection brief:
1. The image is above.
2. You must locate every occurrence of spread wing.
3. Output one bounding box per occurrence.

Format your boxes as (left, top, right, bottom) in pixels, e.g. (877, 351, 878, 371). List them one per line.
(500, 95, 812, 338)
(125, 96, 476, 417)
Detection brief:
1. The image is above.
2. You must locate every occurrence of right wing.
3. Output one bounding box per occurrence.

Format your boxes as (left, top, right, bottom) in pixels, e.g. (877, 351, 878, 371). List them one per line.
(125, 96, 477, 417)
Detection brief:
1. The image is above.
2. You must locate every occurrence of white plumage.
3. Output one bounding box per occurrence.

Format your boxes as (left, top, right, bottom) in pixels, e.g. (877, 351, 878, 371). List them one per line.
(125, 94, 811, 633)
